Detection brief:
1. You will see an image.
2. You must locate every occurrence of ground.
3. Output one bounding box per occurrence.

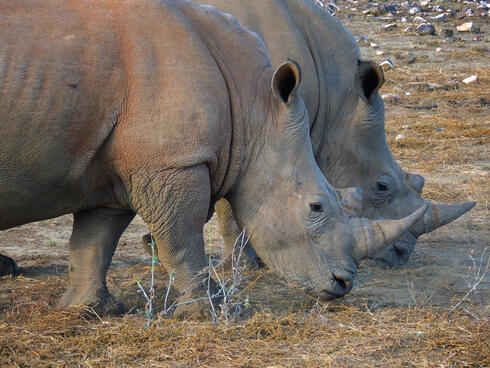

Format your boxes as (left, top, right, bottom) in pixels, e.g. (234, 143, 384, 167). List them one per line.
(0, 1, 488, 367)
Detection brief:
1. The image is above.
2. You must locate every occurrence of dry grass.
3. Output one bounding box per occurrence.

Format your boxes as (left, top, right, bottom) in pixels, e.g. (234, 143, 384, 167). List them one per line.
(1, 302, 488, 367)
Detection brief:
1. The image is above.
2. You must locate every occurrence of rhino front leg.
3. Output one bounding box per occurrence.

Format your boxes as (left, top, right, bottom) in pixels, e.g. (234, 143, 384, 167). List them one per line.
(59, 208, 135, 315)
(215, 198, 264, 269)
(132, 166, 221, 320)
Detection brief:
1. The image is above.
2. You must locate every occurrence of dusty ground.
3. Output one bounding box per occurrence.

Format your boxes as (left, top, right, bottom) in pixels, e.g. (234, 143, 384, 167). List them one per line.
(1, 1, 489, 367)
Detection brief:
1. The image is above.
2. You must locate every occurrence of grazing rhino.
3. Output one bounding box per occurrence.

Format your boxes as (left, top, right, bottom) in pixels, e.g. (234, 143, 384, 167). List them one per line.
(0, 0, 427, 317)
(186, 0, 476, 268)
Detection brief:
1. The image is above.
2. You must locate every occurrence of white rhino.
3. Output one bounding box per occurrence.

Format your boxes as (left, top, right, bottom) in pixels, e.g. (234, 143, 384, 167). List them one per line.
(0, 0, 427, 317)
(187, 0, 475, 268)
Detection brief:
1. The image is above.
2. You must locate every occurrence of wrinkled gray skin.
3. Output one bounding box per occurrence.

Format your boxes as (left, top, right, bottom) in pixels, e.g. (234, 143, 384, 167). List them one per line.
(188, 0, 476, 268)
(0, 0, 428, 318)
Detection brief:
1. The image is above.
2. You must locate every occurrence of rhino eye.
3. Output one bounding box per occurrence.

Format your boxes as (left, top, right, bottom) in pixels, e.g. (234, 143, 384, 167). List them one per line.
(376, 182, 388, 192)
(310, 203, 323, 213)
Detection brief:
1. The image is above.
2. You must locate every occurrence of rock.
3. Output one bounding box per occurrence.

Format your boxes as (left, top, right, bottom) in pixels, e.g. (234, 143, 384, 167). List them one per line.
(382, 23, 397, 31)
(456, 22, 474, 32)
(433, 5, 445, 12)
(435, 127, 446, 132)
(409, 6, 422, 15)
(465, 8, 474, 16)
(404, 26, 414, 32)
(439, 28, 454, 37)
(413, 16, 427, 23)
(382, 93, 401, 102)
(401, 17, 408, 22)
(370, 42, 379, 48)
(395, 134, 405, 142)
(357, 36, 370, 45)
(436, 47, 442, 52)
(416, 23, 436, 35)
(430, 13, 446, 22)
(402, 124, 411, 129)
(376, 50, 385, 56)
(421, 0, 430, 7)
(408, 56, 417, 64)
(462, 75, 478, 84)
(379, 59, 394, 71)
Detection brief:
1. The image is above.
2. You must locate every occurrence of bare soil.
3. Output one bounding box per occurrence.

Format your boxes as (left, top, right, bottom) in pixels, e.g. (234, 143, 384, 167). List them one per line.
(1, 1, 488, 367)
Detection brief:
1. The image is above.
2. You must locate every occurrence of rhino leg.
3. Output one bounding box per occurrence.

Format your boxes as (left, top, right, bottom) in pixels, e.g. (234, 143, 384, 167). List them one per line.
(0, 254, 19, 277)
(215, 198, 264, 270)
(59, 208, 134, 315)
(132, 167, 222, 320)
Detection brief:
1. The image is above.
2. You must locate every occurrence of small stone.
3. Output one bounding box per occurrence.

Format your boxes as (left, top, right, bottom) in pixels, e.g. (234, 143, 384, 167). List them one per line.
(439, 28, 454, 37)
(382, 93, 401, 102)
(409, 6, 422, 15)
(436, 47, 442, 52)
(382, 23, 396, 31)
(420, 0, 429, 7)
(416, 23, 436, 35)
(413, 16, 427, 23)
(402, 124, 410, 129)
(376, 50, 385, 56)
(401, 17, 408, 23)
(435, 127, 446, 132)
(357, 36, 370, 45)
(370, 42, 379, 48)
(408, 56, 417, 64)
(395, 134, 405, 141)
(404, 26, 414, 33)
(462, 75, 478, 84)
(379, 59, 394, 71)
(430, 13, 446, 22)
(433, 5, 445, 12)
(456, 22, 474, 32)
(465, 8, 474, 16)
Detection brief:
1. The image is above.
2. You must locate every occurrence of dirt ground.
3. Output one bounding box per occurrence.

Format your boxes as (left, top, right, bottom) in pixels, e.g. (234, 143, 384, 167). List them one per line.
(1, 1, 489, 367)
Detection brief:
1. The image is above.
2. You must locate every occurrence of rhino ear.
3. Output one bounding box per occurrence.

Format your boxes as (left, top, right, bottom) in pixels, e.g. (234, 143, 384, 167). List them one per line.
(356, 60, 385, 101)
(272, 61, 301, 104)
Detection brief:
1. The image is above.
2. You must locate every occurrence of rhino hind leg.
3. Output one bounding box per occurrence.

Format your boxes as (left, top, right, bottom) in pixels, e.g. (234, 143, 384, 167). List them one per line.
(59, 208, 135, 315)
(215, 199, 265, 270)
(0, 254, 19, 277)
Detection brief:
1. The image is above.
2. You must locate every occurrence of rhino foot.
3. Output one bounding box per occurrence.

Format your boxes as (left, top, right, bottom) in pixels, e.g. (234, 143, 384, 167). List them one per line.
(59, 286, 128, 316)
(0, 254, 19, 277)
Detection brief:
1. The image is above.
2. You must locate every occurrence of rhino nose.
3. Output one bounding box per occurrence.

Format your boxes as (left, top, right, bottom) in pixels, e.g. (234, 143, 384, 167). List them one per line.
(332, 270, 354, 295)
(406, 172, 425, 194)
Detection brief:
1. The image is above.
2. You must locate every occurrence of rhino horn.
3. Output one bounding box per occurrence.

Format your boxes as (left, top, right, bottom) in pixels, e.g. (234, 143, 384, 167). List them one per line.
(356, 202, 428, 258)
(417, 201, 476, 235)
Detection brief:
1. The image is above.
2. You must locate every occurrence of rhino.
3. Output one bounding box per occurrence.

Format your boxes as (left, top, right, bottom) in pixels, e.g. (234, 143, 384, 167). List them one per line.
(0, 0, 428, 317)
(182, 0, 475, 268)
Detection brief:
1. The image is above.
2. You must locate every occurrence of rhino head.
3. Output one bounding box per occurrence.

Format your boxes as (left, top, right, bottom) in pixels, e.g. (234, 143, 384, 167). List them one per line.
(315, 60, 475, 267)
(227, 61, 428, 298)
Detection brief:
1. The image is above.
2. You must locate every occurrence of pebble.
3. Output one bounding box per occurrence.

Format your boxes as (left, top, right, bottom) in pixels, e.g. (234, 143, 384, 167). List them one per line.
(409, 6, 422, 15)
(382, 93, 401, 102)
(465, 8, 475, 16)
(421, 0, 430, 7)
(382, 23, 397, 31)
(430, 13, 447, 22)
(402, 124, 410, 129)
(376, 50, 385, 56)
(395, 134, 405, 142)
(416, 23, 436, 35)
(404, 26, 414, 32)
(433, 5, 445, 12)
(401, 17, 408, 22)
(435, 127, 446, 132)
(439, 28, 454, 37)
(462, 75, 478, 84)
(413, 16, 427, 23)
(370, 42, 379, 48)
(357, 36, 370, 45)
(436, 47, 442, 52)
(456, 22, 474, 32)
(379, 59, 394, 71)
